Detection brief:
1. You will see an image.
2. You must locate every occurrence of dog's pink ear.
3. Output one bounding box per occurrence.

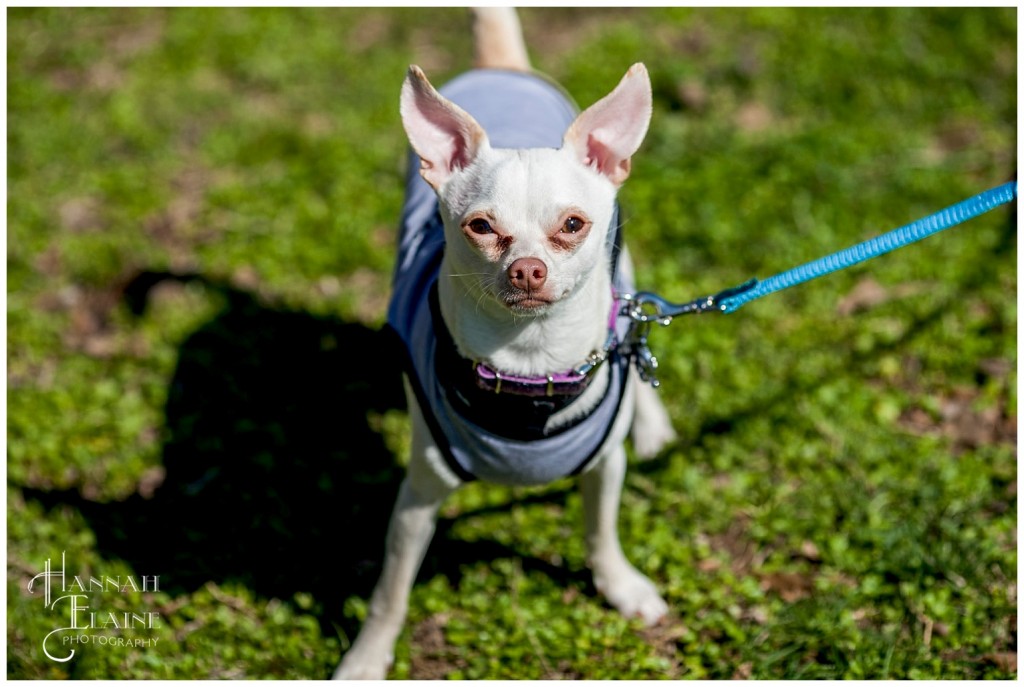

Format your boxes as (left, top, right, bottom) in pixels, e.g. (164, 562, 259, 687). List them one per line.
(401, 65, 488, 190)
(563, 63, 652, 187)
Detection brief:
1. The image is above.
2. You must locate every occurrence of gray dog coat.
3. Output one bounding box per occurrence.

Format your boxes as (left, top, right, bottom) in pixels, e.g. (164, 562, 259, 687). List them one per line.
(386, 69, 635, 487)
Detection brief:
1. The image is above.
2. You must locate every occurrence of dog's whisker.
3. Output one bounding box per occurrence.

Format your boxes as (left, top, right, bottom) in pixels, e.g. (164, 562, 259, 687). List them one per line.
(447, 271, 492, 279)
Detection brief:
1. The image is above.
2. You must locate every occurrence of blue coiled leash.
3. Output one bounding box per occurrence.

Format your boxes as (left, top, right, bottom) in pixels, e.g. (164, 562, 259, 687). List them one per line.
(622, 181, 1018, 387)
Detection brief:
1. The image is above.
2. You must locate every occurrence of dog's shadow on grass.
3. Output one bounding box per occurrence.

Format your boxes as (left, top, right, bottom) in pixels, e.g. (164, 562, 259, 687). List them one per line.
(22, 270, 587, 646)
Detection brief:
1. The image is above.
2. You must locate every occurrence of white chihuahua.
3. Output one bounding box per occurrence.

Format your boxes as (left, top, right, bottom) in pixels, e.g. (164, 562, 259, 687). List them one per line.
(335, 8, 676, 679)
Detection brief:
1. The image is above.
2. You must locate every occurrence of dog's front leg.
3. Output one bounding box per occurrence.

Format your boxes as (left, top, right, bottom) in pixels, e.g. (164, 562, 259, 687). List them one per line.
(334, 394, 458, 680)
(333, 478, 445, 679)
(631, 373, 677, 459)
(581, 445, 668, 626)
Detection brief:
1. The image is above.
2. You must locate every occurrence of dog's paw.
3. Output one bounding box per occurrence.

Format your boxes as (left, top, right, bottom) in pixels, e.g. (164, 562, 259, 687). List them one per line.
(333, 661, 389, 681)
(594, 562, 669, 626)
(332, 647, 393, 681)
(631, 421, 677, 461)
(333, 665, 387, 681)
(631, 380, 677, 460)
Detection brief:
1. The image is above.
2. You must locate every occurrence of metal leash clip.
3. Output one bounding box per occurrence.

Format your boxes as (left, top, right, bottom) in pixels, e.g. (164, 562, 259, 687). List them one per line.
(620, 279, 759, 387)
(619, 293, 667, 387)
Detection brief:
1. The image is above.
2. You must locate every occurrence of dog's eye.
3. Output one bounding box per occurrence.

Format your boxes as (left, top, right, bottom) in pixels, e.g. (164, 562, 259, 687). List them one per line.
(562, 216, 585, 234)
(468, 218, 493, 235)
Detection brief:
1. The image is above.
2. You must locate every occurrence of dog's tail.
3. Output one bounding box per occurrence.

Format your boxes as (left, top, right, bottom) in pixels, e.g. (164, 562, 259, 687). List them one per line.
(472, 7, 530, 71)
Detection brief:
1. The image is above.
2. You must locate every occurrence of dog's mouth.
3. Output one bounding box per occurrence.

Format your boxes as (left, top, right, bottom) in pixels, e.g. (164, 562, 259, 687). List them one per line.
(503, 294, 554, 311)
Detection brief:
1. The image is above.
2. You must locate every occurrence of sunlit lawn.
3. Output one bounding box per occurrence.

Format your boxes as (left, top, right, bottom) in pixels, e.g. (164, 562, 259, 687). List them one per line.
(7, 7, 1016, 679)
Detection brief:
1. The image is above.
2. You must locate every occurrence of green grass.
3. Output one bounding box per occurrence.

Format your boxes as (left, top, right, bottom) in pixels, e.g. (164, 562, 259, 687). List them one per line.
(7, 7, 1016, 679)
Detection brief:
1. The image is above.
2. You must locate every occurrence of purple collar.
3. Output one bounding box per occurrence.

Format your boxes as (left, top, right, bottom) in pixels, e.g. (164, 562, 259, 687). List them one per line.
(470, 327, 617, 397)
(465, 293, 622, 398)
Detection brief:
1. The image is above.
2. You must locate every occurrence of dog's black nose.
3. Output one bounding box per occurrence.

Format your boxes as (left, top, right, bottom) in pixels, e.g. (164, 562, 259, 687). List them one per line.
(507, 257, 547, 291)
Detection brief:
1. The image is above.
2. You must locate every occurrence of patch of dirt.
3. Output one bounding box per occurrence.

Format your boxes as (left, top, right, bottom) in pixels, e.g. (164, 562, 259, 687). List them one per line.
(898, 386, 1016, 453)
(408, 613, 466, 679)
(982, 651, 1017, 673)
(36, 283, 119, 357)
(704, 517, 825, 608)
(676, 79, 709, 112)
(520, 8, 645, 62)
(836, 277, 931, 316)
(46, 13, 164, 94)
(34, 277, 149, 360)
(409, 26, 460, 74)
(731, 661, 754, 679)
(797, 540, 821, 562)
(47, 12, 165, 94)
(759, 571, 815, 603)
(734, 102, 774, 133)
(59, 196, 105, 233)
(143, 165, 217, 272)
(670, 21, 712, 58)
(705, 514, 771, 577)
(347, 11, 394, 54)
(33, 244, 64, 278)
(137, 466, 167, 499)
(637, 616, 688, 678)
(936, 118, 982, 154)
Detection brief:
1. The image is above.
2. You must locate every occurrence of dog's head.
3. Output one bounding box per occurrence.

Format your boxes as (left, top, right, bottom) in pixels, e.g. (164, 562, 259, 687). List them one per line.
(400, 65, 652, 316)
